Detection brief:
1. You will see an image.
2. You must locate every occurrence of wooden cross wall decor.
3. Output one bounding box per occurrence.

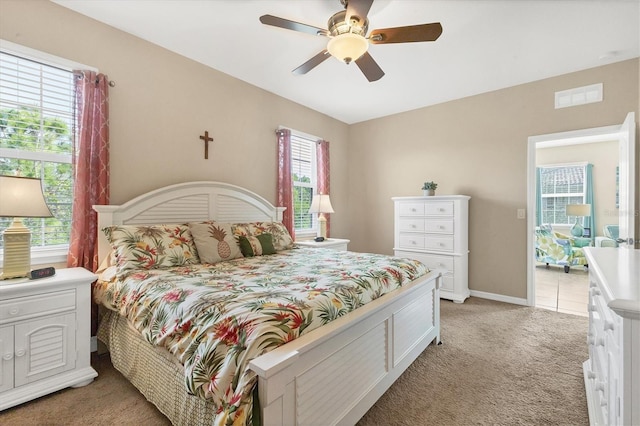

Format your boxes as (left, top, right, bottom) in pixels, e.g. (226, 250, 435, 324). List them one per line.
(199, 131, 214, 159)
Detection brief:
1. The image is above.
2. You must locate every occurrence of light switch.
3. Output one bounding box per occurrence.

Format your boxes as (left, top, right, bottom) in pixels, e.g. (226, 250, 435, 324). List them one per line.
(517, 209, 526, 219)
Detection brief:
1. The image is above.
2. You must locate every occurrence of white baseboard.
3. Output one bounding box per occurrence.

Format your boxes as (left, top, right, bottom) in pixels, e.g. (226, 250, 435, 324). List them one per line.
(469, 290, 529, 306)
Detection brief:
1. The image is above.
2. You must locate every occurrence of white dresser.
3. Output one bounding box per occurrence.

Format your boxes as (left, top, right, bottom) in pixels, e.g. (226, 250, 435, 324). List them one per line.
(0, 267, 98, 410)
(582, 248, 639, 426)
(393, 195, 470, 303)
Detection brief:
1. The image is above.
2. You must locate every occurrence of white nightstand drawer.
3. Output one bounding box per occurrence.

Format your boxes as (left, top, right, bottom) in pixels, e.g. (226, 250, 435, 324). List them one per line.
(424, 236, 454, 252)
(295, 238, 349, 251)
(425, 202, 454, 216)
(398, 202, 425, 216)
(425, 219, 453, 234)
(0, 290, 76, 323)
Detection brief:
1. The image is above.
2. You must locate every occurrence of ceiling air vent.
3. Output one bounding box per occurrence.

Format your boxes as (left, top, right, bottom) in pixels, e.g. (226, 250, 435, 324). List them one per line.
(555, 83, 603, 109)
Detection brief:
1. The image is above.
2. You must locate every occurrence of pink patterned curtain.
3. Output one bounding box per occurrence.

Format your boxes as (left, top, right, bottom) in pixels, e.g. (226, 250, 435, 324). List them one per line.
(276, 129, 294, 240)
(316, 139, 330, 237)
(67, 71, 110, 272)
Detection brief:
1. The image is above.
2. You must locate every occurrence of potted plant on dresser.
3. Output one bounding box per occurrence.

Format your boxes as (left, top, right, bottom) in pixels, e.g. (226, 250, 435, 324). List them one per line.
(422, 181, 438, 196)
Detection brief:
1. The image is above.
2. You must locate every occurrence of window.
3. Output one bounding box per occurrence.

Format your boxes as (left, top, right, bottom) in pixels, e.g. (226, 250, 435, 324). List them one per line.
(291, 132, 317, 234)
(539, 165, 586, 225)
(0, 47, 77, 259)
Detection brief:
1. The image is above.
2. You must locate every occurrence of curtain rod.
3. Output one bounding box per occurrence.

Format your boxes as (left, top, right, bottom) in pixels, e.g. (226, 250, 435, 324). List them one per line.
(74, 72, 116, 87)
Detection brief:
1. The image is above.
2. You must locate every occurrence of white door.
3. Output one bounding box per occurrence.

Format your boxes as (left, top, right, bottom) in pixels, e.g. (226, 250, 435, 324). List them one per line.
(618, 112, 636, 248)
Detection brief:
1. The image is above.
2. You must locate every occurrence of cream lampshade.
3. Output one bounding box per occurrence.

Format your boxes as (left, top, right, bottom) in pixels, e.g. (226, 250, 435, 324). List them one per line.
(0, 176, 53, 279)
(308, 193, 335, 240)
(566, 203, 591, 238)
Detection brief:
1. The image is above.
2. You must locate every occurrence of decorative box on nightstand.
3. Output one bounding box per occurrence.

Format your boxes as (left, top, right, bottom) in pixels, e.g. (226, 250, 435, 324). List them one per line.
(296, 238, 350, 251)
(0, 267, 98, 411)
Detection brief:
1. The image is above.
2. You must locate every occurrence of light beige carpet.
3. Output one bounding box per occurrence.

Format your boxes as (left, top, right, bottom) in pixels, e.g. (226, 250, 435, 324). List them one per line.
(0, 297, 589, 425)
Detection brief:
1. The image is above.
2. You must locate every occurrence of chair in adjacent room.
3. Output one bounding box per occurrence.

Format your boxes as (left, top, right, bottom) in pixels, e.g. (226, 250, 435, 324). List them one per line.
(535, 224, 589, 273)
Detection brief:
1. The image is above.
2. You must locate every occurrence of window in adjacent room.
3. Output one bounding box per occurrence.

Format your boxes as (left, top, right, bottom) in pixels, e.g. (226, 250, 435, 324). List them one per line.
(539, 164, 586, 225)
(0, 44, 82, 263)
(290, 131, 318, 236)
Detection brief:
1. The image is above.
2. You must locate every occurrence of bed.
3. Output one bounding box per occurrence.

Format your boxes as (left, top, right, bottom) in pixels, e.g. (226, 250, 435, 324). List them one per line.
(93, 181, 441, 426)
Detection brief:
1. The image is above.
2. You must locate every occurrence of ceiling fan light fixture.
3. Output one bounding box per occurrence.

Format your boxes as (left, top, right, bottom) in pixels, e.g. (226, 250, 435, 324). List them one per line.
(327, 33, 368, 64)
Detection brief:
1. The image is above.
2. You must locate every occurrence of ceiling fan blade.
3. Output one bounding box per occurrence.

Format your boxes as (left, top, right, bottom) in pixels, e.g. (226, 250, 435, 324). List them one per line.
(293, 50, 331, 75)
(355, 52, 384, 82)
(259, 14, 328, 37)
(370, 22, 443, 44)
(346, 0, 374, 25)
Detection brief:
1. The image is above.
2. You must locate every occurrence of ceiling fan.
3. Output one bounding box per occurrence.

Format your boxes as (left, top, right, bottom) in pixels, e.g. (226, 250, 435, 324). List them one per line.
(259, 0, 442, 82)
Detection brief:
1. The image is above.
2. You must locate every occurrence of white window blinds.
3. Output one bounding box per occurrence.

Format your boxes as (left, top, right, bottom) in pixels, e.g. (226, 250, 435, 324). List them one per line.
(0, 50, 76, 249)
(539, 165, 586, 225)
(291, 132, 317, 232)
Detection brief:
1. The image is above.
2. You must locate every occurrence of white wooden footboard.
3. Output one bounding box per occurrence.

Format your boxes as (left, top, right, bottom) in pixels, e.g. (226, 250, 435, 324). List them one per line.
(250, 270, 442, 426)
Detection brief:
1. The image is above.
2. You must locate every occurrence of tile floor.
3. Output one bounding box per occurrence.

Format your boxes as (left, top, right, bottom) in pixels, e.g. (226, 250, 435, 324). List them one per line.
(535, 264, 589, 317)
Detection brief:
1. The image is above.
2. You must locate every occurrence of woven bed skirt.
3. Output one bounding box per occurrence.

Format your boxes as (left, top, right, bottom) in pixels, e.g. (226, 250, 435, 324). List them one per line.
(98, 310, 218, 425)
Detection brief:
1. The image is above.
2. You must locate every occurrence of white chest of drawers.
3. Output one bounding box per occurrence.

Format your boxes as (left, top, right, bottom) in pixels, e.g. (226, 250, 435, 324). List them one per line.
(582, 248, 640, 426)
(393, 195, 470, 303)
(0, 267, 98, 410)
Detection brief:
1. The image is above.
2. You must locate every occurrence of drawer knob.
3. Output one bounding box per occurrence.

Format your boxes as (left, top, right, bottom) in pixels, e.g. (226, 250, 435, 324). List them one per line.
(9, 307, 19, 316)
(595, 381, 606, 392)
(587, 370, 596, 379)
(2, 353, 13, 361)
(588, 337, 595, 345)
(604, 320, 615, 331)
(590, 288, 601, 296)
(596, 337, 605, 346)
(410, 208, 416, 212)
(588, 305, 597, 312)
(438, 262, 445, 267)
(15, 349, 26, 357)
(411, 224, 416, 228)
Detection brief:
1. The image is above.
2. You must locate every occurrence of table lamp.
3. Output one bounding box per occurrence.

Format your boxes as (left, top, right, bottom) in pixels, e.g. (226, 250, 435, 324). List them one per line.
(0, 176, 53, 279)
(308, 193, 334, 240)
(566, 203, 591, 238)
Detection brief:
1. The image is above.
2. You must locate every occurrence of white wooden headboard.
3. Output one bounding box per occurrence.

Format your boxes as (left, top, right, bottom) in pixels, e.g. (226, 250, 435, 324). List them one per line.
(93, 181, 285, 262)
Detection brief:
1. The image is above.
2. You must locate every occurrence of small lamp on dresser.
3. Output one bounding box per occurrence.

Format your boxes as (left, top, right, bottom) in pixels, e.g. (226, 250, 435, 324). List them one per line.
(0, 175, 53, 279)
(308, 193, 334, 240)
(566, 203, 591, 237)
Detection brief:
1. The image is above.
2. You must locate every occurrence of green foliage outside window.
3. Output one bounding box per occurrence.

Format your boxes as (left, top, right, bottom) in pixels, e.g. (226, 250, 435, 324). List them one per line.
(0, 106, 74, 247)
(293, 173, 313, 230)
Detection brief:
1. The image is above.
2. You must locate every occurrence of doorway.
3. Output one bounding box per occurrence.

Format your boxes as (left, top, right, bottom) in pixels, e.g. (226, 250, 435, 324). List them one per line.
(526, 113, 636, 308)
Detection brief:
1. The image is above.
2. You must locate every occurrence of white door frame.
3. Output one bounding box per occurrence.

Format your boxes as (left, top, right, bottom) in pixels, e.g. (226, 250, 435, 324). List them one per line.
(526, 116, 635, 306)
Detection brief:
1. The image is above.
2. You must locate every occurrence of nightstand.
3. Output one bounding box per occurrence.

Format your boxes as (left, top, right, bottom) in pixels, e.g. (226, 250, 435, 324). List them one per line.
(0, 267, 98, 411)
(296, 238, 350, 251)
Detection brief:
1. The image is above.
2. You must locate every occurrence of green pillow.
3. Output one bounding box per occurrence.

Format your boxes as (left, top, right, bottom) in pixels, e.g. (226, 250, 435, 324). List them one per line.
(238, 233, 276, 257)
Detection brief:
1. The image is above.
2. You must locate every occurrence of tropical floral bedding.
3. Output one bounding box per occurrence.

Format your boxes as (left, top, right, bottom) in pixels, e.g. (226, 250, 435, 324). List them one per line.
(95, 247, 429, 426)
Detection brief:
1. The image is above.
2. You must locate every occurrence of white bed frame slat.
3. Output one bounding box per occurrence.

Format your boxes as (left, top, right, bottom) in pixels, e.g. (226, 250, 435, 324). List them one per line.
(93, 181, 441, 426)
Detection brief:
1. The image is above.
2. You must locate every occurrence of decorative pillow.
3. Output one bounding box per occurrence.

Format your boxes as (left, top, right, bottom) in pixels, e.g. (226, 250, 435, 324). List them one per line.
(188, 221, 243, 264)
(102, 224, 199, 276)
(231, 221, 294, 251)
(238, 233, 276, 257)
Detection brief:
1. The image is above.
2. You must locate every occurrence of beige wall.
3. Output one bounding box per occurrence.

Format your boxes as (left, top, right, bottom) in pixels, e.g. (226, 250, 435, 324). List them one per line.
(0, 0, 351, 237)
(349, 59, 639, 299)
(1, 1, 638, 300)
(536, 140, 619, 237)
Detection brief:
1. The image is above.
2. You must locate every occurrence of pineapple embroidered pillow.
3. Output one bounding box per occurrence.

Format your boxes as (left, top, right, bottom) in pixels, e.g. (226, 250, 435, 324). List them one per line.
(188, 222, 243, 264)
